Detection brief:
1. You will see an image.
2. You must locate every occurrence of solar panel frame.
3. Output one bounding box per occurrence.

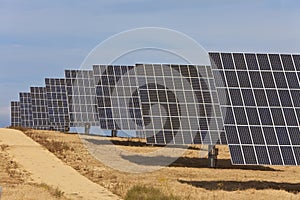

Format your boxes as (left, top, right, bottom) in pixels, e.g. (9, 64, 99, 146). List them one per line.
(93, 64, 227, 145)
(93, 65, 144, 131)
(45, 78, 70, 132)
(65, 70, 100, 127)
(11, 101, 21, 127)
(210, 52, 300, 166)
(137, 64, 226, 145)
(19, 92, 33, 128)
(30, 87, 50, 130)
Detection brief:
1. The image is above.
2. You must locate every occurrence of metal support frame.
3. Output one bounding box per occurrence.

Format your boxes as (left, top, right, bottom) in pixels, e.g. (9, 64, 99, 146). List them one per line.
(84, 123, 91, 134)
(208, 145, 218, 168)
(111, 129, 118, 137)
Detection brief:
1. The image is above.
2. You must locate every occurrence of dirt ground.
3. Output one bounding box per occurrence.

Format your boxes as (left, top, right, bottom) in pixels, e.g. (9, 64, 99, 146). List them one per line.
(16, 129, 300, 200)
(0, 141, 69, 200)
(0, 128, 121, 200)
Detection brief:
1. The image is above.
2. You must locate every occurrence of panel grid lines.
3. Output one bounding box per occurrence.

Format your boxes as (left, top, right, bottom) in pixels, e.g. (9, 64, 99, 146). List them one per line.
(19, 92, 33, 128)
(65, 70, 99, 127)
(210, 52, 300, 166)
(255, 54, 281, 165)
(11, 101, 21, 127)
(233, 53, 259, 165)
(219, 53, 246, 164)
(45, 78, 70, 132)
(93, 64, 225, 144)
(30, 87, 50, 130)
(277, 55, 298, 165)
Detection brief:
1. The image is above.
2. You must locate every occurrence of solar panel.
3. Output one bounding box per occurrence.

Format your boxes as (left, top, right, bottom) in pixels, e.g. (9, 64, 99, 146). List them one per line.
(65, 70, 99, 127)
(10, 101, 21, 127)
(30, 87, 50, 130)
(45, 78, 70, 132)
(19, 92, 33, 128)
(210, 52, 300, 165)
(93, 65, 144, 131)
(93, 64, 226, 145)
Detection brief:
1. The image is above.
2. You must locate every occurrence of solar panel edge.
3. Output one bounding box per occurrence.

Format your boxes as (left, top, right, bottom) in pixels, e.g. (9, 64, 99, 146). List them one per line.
(210, 52, 300, 166)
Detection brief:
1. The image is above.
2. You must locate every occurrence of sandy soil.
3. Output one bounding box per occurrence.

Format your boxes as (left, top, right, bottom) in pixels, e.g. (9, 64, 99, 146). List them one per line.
(0, 138, 69, 200)
(17, 129, 300, 200)
(0, 128, 120, 200)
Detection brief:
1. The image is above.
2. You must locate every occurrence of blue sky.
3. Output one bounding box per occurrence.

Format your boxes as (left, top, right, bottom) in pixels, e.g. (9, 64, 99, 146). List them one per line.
(1, 0, 300, 127)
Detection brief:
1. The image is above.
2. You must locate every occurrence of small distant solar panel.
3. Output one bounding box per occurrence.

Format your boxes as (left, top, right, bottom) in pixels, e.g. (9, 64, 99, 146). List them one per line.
(45, 78, 70, 132)
(210, 52, 300, 165)
(11, 101, 21, 127)
(19, 92, 33, 128)
(30, 87, 50, 130)
(65, 70, 99, 127)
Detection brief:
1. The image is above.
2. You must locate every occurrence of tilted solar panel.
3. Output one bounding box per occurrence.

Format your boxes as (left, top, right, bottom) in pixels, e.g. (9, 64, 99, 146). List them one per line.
(65, 70, 99, 127)
(210, 52, 300, 165)
(93, 64, 227, 145)
(45, 78, 70, 132)
(11, 101, 21, 127)
(30, 87, 50, 130)
(19, 92, 33, 128)
(93, 65, 143, 131)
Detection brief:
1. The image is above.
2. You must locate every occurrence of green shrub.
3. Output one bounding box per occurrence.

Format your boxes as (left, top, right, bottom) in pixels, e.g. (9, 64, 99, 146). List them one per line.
(125, 185, 180, 200)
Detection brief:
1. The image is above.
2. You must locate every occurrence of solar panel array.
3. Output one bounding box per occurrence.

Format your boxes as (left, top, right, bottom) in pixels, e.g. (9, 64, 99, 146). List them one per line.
(10, 52, 300, 166)
(93, 64, 226, 145)
(45, 78, 70, 132)
(19, 92, 33, 128)
(65, 70, 99, 127)
(210, 52, 300, 165)
(10, 101, 21, 127)
(30, 87, 50, 130)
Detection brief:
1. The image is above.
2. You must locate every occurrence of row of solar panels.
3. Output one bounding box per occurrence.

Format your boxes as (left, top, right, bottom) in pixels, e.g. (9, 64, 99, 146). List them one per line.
(11, 52, 300, 166)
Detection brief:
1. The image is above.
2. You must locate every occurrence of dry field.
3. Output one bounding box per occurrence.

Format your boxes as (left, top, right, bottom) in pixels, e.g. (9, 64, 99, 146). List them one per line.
(5, 128, 300, 199)
(0, 142, 68, 200)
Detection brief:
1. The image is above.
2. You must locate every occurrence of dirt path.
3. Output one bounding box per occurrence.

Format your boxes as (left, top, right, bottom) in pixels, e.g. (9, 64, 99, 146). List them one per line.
(0, 128, 121, 200)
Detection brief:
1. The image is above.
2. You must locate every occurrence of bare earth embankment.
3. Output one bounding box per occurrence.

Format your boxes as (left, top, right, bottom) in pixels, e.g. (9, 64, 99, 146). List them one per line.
(2, 128, 300, 199)
(0, 128, 120, 200)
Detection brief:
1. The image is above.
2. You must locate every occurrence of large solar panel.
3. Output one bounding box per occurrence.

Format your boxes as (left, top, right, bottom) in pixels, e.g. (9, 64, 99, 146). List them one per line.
(45, 78, 70, 132)
(65, 70, 99, 127)
(11, 101, 21, 127)
(93, 64, 226, 145)
(19, 92, 33, 128)
(30, 87, 50, 130)
(210, 52, 300, 165)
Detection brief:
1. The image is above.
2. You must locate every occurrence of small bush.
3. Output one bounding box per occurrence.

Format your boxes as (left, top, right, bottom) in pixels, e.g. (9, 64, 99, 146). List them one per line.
(125, 185, 180, 200)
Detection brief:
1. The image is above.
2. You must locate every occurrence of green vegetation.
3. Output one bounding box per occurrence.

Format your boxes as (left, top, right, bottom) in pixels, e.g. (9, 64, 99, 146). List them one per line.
(125, 185, 180, 200)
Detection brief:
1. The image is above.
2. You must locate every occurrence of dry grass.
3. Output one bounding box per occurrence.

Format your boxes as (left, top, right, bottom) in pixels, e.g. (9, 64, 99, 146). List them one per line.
(20, 129, 300, 200)
(0, 135, 69, 200)
(2, 184, 68, 200)
(125, 185, 180, 200)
